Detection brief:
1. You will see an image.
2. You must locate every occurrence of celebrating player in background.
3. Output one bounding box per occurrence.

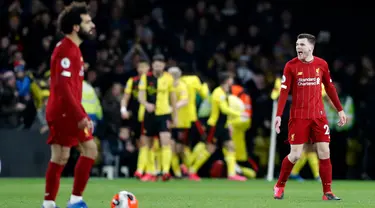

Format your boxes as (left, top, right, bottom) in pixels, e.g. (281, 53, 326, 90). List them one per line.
(138, 54, 177, 181)
(167, 67, 189, 178)
(43, 2, 96, 208)
(274, 33, 347, 200)
(180, 71, 209, 181)
(121, 60, 150, 179)
(200, 72, 247, 181)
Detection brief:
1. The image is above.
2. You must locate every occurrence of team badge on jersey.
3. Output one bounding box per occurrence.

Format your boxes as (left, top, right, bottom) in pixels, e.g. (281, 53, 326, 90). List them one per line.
(61, 58, 70, 69)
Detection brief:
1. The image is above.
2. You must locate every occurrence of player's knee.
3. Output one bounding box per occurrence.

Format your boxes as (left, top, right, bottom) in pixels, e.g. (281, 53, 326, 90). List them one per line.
(288, 154, 301, 163)
(289, 144, 304, 162)
(50, 145, 70, 165)
(159, 132, 171, 146)
(81, 141, 98, 159)
(51, 151, 70, 165)
(316, 145, 330, 159)
(207, 143, 216, 153)
(59, 153, 70, 164)
(175, 143, 183, 153)
(288, 151, 303, 163)
(224, 141, 235, 152)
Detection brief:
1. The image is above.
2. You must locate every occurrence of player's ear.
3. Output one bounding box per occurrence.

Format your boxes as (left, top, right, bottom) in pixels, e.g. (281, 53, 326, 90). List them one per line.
(73, 24, 80, 33)
(309, 43, 314, 52)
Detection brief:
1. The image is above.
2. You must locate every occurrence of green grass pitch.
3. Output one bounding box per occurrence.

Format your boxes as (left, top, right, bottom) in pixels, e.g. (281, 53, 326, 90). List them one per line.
(0, 178, 374, 207)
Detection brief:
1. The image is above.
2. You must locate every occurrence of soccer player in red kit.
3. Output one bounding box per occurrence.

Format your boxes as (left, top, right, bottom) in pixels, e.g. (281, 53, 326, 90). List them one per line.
(42, 2, 96, 208)
(273, 34, 347, 200)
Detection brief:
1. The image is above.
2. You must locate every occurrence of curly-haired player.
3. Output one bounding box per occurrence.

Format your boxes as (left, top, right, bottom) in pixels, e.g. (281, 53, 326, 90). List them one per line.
(43, 2, 96, 208)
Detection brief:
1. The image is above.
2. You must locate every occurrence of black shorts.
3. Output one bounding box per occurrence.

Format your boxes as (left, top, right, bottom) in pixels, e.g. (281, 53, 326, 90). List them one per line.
(206, 125, 230, 144)
(188, 120, 207, 142)
(130, 121, 144, 139)
(144, 113, 171, 137)
(171, 128, 189, 144)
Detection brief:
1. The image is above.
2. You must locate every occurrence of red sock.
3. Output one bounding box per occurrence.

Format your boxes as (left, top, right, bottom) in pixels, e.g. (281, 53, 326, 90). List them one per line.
(276, 156, 295, 187)
(44, 162, 65, 201)
(72, 156, 95, 196)
(319, 158, 332, 193)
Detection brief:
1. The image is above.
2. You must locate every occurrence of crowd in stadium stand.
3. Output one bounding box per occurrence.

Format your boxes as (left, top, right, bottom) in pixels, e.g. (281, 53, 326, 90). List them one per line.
(1, 0, 375, 180)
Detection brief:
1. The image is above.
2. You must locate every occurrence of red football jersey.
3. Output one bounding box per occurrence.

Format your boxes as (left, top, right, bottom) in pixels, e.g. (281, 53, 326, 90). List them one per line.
(46, 37, 87, 123)
(277, 56, 343, 119)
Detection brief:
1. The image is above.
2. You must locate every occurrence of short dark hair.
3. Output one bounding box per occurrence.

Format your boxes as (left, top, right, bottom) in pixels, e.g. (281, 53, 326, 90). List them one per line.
(58, 2, 89, 34)
(297, 33, 316, 45)
(152, 54, 165, 62)
(218, 72, 232, 84)
(138, 58, 149, 65)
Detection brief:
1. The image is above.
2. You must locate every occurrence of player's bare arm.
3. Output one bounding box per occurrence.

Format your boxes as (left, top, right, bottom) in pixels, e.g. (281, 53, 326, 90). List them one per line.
(170, 90, 178, 126)
(121, 78, 133, 118)
(120, 92, 131, 119)
(175, 94, 188, 109)
(138, 89, 154, 112)
(137, 74, 155, 112)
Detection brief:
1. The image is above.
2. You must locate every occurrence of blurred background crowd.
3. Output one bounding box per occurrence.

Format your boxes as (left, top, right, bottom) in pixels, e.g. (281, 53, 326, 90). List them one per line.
(1, 0, 375, 180)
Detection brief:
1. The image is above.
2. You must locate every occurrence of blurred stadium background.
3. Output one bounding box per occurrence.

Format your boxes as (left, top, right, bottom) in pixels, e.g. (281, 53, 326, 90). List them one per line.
(1, 0, 375, 182)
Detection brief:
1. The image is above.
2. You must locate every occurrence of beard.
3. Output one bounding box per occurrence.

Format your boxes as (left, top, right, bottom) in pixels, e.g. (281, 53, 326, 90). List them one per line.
(77, 29, 94, 41)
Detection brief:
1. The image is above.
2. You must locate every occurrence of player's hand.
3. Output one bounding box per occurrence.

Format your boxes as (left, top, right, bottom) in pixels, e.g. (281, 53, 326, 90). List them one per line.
(275, 116, 281, 134)
(145, 103, 155, 113)
(88, 120, 94, 133)
(78, 117, 90, 130)
(338, 110, 347, 127)
(121, 111, 129, 119)
(120, 107, 130, 119)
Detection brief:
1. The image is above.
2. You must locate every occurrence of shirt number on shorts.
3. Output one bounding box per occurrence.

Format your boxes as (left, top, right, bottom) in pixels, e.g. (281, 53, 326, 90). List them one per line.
(323, 124, 330, 135)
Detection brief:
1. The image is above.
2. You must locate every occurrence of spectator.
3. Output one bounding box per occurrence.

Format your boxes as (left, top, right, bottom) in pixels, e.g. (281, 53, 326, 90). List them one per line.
(0, 71, 25, 128)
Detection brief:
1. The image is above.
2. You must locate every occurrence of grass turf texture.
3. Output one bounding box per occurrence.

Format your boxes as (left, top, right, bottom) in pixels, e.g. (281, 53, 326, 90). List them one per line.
(0, 179, 374, 208)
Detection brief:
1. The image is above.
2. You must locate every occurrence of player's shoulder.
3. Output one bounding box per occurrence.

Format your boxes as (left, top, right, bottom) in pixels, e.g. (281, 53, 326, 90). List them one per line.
(140, 71, 151, 79)
(163, 72, 174, 82)
(163, 71, 172, 78)
(53, 38, 76, 55)
(212, 86, 224, 95)
(212, 87, 226, 101)
(285, 57, 300, 67)
(179, 80, 188, 89)
(313, 56, 329, 66)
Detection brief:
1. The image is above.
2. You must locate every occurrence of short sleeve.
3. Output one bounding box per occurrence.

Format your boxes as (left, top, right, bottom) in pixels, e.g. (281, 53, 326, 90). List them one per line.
(124, 78, 133, 94)
(212, 88, 225, 103)
(55, 43, 77, 78)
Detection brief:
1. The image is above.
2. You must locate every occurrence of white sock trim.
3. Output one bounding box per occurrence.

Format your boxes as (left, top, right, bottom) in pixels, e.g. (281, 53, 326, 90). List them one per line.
(43, 200, 56, 208)
(70, 195, 83, 204)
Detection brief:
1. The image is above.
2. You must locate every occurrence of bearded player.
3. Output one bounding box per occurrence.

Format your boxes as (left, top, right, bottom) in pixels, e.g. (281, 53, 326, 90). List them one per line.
(274, 33, 347, 200)
(43, 2, 96, 208)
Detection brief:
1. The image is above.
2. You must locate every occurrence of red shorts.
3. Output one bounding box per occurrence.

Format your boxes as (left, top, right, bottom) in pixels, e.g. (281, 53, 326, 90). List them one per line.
(288, 117, 330, 145)
(47, 119, 93, 147)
